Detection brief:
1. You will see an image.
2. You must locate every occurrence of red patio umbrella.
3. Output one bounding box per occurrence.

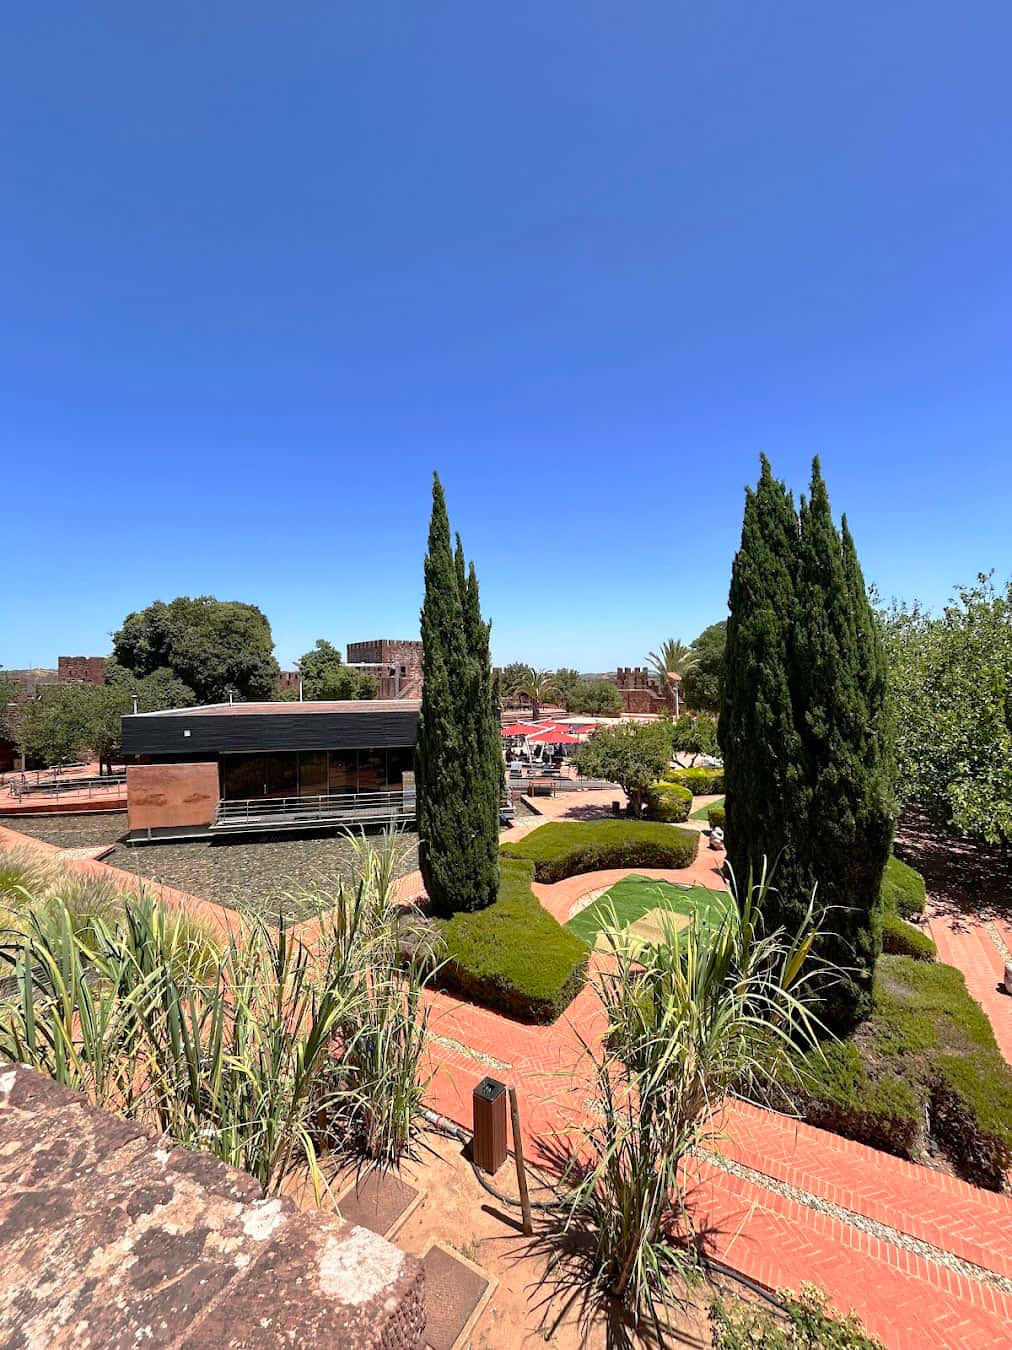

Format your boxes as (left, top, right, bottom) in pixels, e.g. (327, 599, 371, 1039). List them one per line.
(500, 723, 544, 738)
(525, 728, 582, 745)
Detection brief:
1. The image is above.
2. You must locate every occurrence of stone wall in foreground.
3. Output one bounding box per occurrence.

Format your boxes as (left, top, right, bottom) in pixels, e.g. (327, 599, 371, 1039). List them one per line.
(0, 1063, 426, 1349)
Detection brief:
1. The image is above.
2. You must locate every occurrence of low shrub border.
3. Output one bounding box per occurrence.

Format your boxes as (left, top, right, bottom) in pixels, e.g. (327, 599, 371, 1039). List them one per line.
(423, 857, 590, 1024)
(664, 766, 724, 795)
(781, 955, 1012, 1190)
(880, 855, 926, 919)
(501, 819, 699, 883)
(881, 910, 936, 960)
(644, 780, 692, 823)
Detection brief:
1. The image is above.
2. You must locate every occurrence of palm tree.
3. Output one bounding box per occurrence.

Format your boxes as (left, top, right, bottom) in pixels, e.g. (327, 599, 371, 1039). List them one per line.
(507, 666, 557, 721)
(646, 638, 697, 716)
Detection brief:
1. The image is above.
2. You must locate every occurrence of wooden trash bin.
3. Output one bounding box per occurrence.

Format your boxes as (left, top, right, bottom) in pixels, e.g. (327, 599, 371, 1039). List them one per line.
(472, 1076, 508, 1175)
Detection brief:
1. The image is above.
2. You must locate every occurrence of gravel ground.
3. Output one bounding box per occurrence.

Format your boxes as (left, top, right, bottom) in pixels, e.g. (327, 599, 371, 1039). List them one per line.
(105, 832, 420, 922)
(0, 812, 128, 850)
(2, 811, 418, 923)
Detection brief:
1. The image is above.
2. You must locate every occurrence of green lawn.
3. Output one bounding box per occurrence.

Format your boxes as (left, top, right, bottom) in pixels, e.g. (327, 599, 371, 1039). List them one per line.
(690, 795, 724, 820)
(564, 873, 730, 947)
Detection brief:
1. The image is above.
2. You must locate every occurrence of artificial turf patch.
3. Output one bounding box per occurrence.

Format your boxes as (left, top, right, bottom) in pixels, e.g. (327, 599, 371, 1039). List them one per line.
(565, 873, 730, 947)
(690, 795, 724, 820)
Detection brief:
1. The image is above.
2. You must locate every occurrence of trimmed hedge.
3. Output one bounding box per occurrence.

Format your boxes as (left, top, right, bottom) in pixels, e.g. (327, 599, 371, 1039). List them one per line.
(880, 855, 926, 920)
(644, 780, 692, 823)
(431, 857, 589, 1023)
(783, 956, 1012, 1189)
(881, 910, 936, 961)
(787, 1039, 922, 1158)
(708, 802, 725, 831)
(501, 820, 699, 883)
(663, 766, 724, 795)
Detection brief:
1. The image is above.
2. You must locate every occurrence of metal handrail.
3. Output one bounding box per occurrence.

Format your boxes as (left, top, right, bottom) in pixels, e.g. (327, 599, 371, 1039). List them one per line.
(212, 788, 417, 831)
(7, 775, 127, 801)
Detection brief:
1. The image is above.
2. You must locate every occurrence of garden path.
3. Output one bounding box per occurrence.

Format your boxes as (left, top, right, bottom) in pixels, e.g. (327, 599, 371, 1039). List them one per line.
(417, 851, 1012, 1350)
(3, 819, 1011, 1346)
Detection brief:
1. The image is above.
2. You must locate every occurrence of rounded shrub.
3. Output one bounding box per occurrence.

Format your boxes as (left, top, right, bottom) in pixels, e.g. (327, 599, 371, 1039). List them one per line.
(707, 803, 725, 831)
(785, 1039, 923, 1159)
(644, 781, 692, 823)
(663, 766, 724, 795)
(880, 855, 926, 919)
(881, 911, 936, 961)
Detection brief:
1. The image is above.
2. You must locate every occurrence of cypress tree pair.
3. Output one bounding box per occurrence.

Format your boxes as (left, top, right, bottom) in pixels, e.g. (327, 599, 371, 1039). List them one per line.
(719, 457, 894, 1029)
(415, 474, 501, 917)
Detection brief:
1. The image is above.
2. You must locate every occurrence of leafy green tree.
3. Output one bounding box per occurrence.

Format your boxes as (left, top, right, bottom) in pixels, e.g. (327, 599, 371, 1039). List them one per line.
(295, 640, 376, 700)
(720, 457, 893, 1029)
(0, 671, 18, 745)
(19, 684, 126, 769)
(499, 661, 533, 697)
(105, 661, 196, 711)
(681, 621, 726, 714)
(572, 721, 673, 813)
(670, 713, 718, 766)
(112, 596, 279, 704)
(415, 475, 500, 916)
(552, 667, 585, 711)
(570, 680, 623, 716)
(880, 575, 1012, 842)
(792, 464, 894, 1023)
(720, 456, 804, 903)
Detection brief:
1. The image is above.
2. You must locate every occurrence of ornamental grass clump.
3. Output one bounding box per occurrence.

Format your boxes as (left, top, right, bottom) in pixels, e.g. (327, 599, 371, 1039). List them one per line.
(321, 828, 433, 1166)
(561, 863, 824, 1332)
(0, 829, 434, 1192)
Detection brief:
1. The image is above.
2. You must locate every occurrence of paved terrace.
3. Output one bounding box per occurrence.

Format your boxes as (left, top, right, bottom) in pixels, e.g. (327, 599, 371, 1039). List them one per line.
(2, 818, 1011, 1347)
(1, 761, 127, 815)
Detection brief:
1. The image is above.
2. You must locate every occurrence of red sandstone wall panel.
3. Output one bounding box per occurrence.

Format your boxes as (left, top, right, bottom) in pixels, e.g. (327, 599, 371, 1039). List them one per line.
(127, 762, 220, 831)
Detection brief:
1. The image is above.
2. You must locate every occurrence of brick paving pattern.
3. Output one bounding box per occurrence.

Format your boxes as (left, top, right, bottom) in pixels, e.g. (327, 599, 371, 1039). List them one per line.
(3, 818, 1012, 1347)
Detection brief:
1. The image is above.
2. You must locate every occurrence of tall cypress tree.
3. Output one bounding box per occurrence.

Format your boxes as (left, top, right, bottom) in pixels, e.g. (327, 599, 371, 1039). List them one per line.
(415, 475, 500, 916)
(720, 457, 895, 1029)
(719, 456, 806, 898)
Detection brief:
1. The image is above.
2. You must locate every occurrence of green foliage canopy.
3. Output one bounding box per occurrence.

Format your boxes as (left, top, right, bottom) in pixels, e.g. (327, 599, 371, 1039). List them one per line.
(551, 667, 585, 711)
(879, 575, 1012, 843)
(295, 639, 377, 700)
(569, 680, 623, 716)
(112, 595, 279, 704)
(572, 720, 673, 811)
(681, 620, 726, 714)
(720, 457, 894, 1029)
(670, 713, 718, 764)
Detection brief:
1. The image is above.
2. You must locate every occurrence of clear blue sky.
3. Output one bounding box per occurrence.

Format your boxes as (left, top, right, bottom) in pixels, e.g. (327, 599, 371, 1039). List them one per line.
(4, 3, 1010, 673)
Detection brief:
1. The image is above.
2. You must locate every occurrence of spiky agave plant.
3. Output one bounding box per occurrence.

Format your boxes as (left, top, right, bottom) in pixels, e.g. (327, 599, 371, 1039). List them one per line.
(562, 862, 826, 1329)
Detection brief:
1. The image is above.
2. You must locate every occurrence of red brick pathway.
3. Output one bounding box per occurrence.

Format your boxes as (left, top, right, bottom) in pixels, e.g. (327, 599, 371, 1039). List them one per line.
(928, 909, 1012, 1064)
(417, 860, 1012, 1350)
(4, 823, 1011, 1346)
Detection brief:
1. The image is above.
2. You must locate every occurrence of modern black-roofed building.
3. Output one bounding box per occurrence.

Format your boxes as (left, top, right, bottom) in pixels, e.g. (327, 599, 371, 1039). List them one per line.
(121, 700, 420, 840)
